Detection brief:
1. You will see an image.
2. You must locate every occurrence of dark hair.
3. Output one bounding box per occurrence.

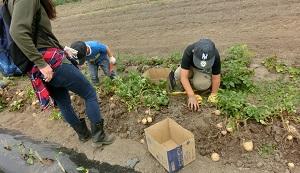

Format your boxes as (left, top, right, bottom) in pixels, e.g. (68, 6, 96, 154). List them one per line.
(40, 0, 56, 20)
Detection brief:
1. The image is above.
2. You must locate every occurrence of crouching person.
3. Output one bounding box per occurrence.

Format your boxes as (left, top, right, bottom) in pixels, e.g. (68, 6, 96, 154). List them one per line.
(70, 41, 117, 84)
(169, 38, 221, 111)
(8, 0, 114, 145)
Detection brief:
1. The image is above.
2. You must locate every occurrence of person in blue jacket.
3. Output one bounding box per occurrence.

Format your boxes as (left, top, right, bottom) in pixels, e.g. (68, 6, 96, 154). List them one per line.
(70, 41, 116, 84)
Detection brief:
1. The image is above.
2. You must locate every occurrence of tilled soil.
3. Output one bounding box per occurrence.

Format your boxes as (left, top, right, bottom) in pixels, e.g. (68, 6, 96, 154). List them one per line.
(53, 0, 300, 65)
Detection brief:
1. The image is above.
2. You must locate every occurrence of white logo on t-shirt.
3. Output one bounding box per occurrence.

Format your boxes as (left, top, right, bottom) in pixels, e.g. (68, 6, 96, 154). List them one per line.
(202, 53, 208, 60)
(200, 61, 207, 67)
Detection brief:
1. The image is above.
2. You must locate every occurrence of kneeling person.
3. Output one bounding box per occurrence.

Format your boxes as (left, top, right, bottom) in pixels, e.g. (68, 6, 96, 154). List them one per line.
(170, 38, 221, 111)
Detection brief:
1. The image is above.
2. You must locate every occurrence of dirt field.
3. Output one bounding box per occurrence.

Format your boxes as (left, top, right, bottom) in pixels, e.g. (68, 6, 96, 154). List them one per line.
(0, 0, 300, 173)
(54, 0, 300, 65)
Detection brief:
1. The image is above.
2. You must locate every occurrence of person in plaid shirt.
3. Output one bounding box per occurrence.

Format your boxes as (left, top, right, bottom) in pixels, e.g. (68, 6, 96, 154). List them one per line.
(7, 0, 114, 145)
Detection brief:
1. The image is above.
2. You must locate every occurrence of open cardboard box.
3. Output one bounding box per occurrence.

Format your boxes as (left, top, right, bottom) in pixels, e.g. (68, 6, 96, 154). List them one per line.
(142, 68, 171, 83)
(144, 118, 195, 173)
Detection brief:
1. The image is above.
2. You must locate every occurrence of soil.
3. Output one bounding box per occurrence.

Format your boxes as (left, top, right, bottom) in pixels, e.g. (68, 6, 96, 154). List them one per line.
(1, 0, 300, 173)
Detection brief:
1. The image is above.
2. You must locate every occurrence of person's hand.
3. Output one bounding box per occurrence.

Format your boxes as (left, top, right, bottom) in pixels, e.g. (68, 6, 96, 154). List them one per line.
(39, 65, 53, 82)
(109, 56, 116, 64)
(208, 93, 218, 104)
(188, 95, 200, 111)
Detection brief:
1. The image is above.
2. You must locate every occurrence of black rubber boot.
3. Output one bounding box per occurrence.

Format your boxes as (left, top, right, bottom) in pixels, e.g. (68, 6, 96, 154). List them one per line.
(71, 118, 91, 142)
(91, 120, 115, 145)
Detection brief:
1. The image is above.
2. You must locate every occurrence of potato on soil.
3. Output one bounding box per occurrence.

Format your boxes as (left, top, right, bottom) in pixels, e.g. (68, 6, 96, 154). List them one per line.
(242, 140, 254, 152)
(211, 153, 220, 162)
(141, 118, 147, 125)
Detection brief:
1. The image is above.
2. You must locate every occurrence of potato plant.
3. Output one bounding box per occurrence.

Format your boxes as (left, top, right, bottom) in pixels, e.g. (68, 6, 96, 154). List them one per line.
(221, 44, 254, 91)
(101, 72, 169, 111)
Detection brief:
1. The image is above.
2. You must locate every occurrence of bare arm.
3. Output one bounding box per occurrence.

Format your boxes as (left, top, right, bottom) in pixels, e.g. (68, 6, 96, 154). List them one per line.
(180, 69, 194, 97)
(106, 46, 113, 58)
(211, 74, 221, 94)
(181, 69, 199, 111)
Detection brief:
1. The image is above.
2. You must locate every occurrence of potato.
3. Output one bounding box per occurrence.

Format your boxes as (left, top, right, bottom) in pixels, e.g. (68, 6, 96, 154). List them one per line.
(109, 97, 114, 101)
(109, 103, 116, 109)
(145, 110, 150, 115)
(226, 127, 233, 133)
(142, 118, 147, 125)
(288, 162, 295, 169)
(140, 139, 145, 144)
(243, 140, 254, 152)
(216, 122, 223, 129)
(221, 130, 227, 135)
(211, 153, 220, 162)
(214, 110, 221, 116)
(147, 117, 153, 123)
(288, 125, 298, 134)
(287, 135, 293, 141)
(18, 91, 25, 97)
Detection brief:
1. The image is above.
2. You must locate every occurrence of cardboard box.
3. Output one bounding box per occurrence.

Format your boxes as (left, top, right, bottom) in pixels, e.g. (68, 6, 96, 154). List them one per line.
(142, 68, 171, 83)
(144, 118, 196, 173)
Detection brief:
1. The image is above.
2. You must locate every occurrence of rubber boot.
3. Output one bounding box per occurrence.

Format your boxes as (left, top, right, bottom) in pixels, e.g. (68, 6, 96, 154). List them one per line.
(71, 118, 91, 142)
(91, 120, 115, 145)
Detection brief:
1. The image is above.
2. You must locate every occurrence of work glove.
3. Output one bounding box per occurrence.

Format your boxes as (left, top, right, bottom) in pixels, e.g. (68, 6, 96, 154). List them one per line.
(208, 93, 218, 104)
(109, 56, 116, 65)
(64, 46, 78, 58)
(195, 94, 202, 104)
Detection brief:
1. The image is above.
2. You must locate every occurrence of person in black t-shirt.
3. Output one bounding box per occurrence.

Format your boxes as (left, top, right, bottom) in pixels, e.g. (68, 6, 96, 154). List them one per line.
(169, 38, 221, 111)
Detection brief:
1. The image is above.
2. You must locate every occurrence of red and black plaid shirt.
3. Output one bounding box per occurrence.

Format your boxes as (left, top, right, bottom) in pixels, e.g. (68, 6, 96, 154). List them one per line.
(28, 48, 65, 110)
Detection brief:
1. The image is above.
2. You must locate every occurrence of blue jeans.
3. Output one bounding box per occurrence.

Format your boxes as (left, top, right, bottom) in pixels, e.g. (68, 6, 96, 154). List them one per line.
(47, 64, 102, 126)
(87, 54, 116, 84)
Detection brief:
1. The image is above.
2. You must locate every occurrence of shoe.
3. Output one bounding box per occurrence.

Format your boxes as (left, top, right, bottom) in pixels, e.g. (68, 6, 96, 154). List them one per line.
(71, 118, 91, 142)
(168, 71, 176, 91)
(91, 120, 115, 145)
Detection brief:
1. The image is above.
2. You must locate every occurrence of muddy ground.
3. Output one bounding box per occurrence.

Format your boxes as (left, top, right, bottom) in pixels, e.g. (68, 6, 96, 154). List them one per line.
(1, 0, 300, 172)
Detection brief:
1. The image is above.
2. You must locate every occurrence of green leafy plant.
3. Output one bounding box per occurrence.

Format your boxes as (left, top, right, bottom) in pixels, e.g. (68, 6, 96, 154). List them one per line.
(49, 109, 62, 120)
(26, 87, 35, 100)
(217, 80, 299, 124)
(9, 99, 24, 111)
(101, 72, 169, 111)
(258, 143, 276, 158)
(217, 90, 248, 120)
(262, 56, 300, 78)
(0, 97, 6, 112)
(221, 44, 254, 91)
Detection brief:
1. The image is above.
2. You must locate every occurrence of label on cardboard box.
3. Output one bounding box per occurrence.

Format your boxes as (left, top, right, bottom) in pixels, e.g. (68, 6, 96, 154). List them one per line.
(167, 145, 184, 172)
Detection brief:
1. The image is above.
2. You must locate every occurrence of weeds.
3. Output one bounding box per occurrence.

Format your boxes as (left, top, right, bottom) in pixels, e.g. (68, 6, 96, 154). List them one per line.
(49, 109, 62, 120)
(101, 72, 169, 111)
(0, 97, 6, 112)
(26, 87, 35, 100)
(262, 56, 300, 78)
(258, 143, 276, 158)
(9, 99, 24, 111)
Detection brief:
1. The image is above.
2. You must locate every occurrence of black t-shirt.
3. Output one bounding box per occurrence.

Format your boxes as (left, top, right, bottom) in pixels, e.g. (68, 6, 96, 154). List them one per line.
(181, 43, 221, 75)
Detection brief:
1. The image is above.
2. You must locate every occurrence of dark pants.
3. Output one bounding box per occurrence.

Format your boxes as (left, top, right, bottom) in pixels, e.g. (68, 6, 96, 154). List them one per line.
(47, 64, 101, 126)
